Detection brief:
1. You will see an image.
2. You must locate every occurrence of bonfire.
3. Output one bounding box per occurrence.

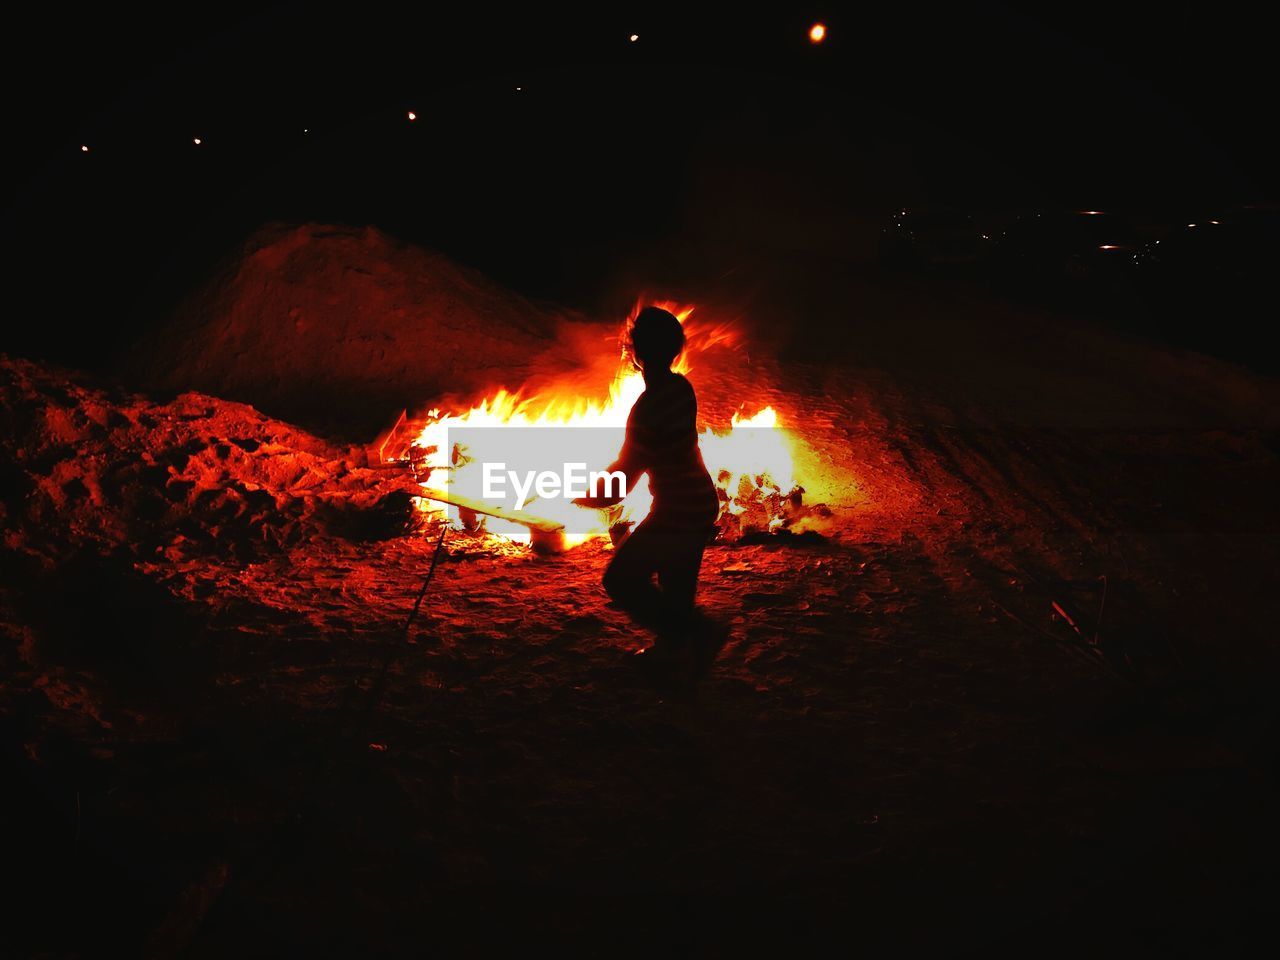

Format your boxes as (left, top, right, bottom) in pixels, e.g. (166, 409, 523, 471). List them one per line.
(370, 302, 828, 551)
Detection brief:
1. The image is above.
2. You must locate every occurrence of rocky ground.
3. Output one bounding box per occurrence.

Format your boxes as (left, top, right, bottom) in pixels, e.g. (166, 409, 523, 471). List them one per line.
(4, 257, 1280, 954)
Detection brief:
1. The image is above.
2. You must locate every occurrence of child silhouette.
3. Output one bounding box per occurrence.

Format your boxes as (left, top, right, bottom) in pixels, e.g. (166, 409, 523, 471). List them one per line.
(575, 306, 720, 660)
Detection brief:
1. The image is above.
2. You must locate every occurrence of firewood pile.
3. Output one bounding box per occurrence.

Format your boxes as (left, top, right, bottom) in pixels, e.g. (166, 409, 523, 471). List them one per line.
(714, 470, 832, 542)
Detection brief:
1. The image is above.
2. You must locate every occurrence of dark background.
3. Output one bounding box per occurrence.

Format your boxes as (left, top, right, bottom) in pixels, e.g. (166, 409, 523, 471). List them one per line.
(2, 1, 1276, 367)
(4, 7, 1280, 953)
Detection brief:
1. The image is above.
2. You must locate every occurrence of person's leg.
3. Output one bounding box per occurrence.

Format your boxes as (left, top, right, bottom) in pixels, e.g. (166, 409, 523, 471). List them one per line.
(655, 531, 708, 623)
(602, 519, 665, 616)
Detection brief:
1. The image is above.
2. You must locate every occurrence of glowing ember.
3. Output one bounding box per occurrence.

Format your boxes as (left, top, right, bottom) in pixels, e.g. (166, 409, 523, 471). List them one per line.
(411, 303, 806, 548)
(809, 23, 827, 43)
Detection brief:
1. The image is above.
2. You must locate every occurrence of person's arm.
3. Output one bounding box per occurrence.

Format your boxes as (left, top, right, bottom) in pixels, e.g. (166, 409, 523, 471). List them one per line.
(572, 405, 649, 508)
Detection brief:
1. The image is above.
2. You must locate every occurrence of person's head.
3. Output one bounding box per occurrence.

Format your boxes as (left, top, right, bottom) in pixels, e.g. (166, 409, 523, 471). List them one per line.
(629, 306, 685, 372)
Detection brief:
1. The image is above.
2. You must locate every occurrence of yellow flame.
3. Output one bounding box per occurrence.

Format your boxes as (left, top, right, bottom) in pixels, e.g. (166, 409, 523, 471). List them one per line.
(413, 304, 798, 547)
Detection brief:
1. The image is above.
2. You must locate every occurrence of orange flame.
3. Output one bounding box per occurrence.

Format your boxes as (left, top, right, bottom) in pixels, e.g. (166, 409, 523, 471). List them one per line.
(413, 302, 798, 547)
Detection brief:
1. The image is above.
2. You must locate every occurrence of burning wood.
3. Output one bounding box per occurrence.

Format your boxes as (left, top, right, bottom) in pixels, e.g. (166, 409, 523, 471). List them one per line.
(416, 486, 566, 554)
(370, 302, 828, 550)
(715, 473, 831, 542)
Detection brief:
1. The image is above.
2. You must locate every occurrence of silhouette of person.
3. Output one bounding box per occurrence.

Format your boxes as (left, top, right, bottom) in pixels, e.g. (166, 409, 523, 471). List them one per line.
(574, 306, 720, 659)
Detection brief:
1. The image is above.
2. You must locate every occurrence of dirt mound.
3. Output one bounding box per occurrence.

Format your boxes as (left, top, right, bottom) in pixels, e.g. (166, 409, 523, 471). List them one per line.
(123, 223, 571, 438)
(0, 356, 424, 570)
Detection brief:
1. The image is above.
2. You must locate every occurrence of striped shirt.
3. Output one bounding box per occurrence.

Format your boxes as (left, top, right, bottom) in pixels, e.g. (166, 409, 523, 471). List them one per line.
(616, 372, 720, 530)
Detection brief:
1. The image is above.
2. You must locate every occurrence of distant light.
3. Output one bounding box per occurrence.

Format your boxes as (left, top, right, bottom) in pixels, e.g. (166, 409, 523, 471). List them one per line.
(1098, 244, 1120, 250)
(629, 34, 639, 42)
(1082, 210, 1104, 215)
(80, 145, 89, 153)
(193, 137, 202, 145)
(516, 85, 522, 91)
(407, 111, 416, 121)
(1187, 223, 1196, 228)
(303, 128, 309, 134)
(1209, 219, 1220, 225)
(809, 23, 827, 43)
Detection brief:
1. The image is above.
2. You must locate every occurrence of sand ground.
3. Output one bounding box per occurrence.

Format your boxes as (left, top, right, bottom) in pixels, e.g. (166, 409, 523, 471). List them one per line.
(4, 263, 1280, 954)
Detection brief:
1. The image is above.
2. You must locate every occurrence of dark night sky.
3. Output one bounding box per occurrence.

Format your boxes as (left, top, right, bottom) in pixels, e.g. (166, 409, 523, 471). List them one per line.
(2, 2, 1277, 366)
